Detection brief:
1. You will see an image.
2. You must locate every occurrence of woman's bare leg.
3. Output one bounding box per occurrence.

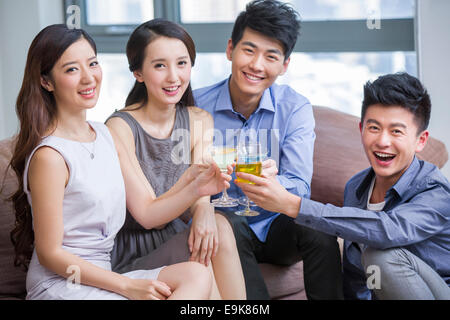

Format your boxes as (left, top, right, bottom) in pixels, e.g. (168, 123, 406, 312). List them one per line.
(211, 213, 246, 300)
(157, 261, 212, 300)
(208, 264, 222, 300)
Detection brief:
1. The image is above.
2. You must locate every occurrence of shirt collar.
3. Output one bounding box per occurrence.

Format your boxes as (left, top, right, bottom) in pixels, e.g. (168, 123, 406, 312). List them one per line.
(356, 169, 375, 200)
(391, 156, 420, 199)
(215, 76, 275, 114)
(356, 156, 421, 200)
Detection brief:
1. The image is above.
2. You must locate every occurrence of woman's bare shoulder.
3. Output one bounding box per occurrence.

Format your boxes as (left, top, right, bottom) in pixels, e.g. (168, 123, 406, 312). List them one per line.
(187, 106, 213, 122)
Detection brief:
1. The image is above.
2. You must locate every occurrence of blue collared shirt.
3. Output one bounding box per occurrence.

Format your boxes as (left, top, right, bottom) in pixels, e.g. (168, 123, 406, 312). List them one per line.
(194, 77, 315, 241)
(297, 156, 450, 299)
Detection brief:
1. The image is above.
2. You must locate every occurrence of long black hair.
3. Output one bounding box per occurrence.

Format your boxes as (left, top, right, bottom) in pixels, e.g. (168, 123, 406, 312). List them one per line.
(125, 18, 196, 110)
(10, 24, 97, 270)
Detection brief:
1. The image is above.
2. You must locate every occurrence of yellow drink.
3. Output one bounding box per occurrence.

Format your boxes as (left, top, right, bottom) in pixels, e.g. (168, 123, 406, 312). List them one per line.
(235, 162, 262, 184)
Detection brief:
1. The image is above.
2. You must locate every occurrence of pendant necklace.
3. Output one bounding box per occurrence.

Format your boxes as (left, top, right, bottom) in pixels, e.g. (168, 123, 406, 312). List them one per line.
(79, 140, 95, 159)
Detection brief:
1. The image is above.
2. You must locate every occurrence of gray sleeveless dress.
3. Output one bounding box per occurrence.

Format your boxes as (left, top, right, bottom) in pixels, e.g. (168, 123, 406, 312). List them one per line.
(107, 105, 192, 273)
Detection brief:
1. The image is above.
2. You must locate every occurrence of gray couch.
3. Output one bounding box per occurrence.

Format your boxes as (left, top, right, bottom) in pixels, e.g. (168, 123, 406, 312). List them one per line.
(1, 106, 448, 300)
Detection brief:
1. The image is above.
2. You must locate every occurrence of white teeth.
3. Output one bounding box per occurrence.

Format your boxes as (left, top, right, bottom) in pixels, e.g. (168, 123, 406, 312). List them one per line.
(245, 73, 263, 81)
(80, 88, 94, 95)
(375, 152, 395, 158)
(164, 86, 178, 92)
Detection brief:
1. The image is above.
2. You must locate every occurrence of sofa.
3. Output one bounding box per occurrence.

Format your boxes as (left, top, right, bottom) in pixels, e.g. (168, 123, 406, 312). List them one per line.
(1, 106, 448, 300)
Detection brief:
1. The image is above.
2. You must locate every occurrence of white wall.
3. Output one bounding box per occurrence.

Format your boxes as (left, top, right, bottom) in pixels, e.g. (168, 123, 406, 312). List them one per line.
(0, 0, 64, 140)
(417, 0, 450, 179)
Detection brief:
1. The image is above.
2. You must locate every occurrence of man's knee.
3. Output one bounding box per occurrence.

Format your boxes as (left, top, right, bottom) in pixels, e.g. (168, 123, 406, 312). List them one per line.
(361, 247, 400, 271)
(305, 228, 340, 254)
(360, 246, 413, 293)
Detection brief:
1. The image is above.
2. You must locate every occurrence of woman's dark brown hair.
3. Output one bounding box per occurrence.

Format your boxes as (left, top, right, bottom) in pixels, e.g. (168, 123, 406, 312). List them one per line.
(125, 18, 196, 109)
(9, 24, 97, 270)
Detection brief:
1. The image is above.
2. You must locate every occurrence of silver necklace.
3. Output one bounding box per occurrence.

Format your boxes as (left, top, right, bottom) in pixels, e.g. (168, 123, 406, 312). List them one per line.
(79, 140, 95, 159)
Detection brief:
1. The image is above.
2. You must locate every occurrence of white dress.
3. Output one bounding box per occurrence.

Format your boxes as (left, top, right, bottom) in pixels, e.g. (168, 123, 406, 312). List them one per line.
(24, 121, 163, 299)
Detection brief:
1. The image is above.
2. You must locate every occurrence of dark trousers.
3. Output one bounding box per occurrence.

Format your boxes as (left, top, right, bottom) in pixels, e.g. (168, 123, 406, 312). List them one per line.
(221, 211, 344, 300)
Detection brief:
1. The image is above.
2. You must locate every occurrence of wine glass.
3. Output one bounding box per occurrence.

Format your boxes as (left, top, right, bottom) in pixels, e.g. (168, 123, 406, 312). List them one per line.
(238, 151, 268, 207)
(235, 143, 263, 216)
(210, 145, 239, 207)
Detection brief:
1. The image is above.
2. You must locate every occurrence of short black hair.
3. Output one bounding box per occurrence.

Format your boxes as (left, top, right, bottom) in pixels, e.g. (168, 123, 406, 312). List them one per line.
(231, 0, 301, 60)
(361, 72, 431, 134)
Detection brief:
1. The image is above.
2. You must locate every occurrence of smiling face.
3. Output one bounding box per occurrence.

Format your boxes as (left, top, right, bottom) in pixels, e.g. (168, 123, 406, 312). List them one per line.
(133, 36, 192, 109)
(360, 104, 429, 187)
(226, 28, 289, 101)
(42, 38, 102, 112)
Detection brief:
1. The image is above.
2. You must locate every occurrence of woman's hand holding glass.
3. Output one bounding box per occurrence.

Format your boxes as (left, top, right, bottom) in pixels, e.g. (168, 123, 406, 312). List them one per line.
(210, 146, 239, 207)
(191, 162, 232, 198)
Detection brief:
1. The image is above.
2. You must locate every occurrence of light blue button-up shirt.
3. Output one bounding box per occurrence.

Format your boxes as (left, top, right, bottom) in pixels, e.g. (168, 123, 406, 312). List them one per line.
(297, 157, 450, 299)
(194, 77, 315, 241)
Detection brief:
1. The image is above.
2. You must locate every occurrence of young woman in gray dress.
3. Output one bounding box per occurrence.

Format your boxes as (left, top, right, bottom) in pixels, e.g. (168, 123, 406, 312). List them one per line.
(10, 24, 231, 300)
(106, 19, 246, 299)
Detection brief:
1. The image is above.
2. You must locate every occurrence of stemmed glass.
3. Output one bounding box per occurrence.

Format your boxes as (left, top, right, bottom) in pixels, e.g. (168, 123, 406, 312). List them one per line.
(235, 143, 263, 216)
(210, 146, 239, 207)
(238, 151, 268, 207)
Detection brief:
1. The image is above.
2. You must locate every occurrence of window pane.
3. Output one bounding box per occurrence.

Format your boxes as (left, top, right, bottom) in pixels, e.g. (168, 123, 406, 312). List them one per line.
(87, 54, 134, 122)
(180, 0, 414, 23)
(191, 52, 417, 117)
(89, 51, 417, 122)
(180, 0, 251, 23)
(86, 0, 154, 25)
(288, 0, 415, 21)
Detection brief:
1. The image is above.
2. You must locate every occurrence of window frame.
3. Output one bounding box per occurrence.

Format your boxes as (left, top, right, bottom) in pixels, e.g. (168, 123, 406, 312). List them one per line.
(64, 0, 415, 53)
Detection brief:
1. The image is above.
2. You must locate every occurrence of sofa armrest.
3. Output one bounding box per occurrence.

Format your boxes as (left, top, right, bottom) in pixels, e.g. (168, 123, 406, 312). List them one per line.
(0, 137, 27, 299)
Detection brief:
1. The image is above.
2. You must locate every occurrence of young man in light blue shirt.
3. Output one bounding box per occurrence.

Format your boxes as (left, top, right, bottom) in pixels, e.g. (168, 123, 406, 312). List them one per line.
(237, 72, 450, 300)
(194, 0, 343, 300)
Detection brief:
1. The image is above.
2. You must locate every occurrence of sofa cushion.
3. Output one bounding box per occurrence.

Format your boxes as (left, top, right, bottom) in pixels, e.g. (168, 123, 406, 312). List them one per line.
(311, 106, 449, 207)
(0, 137, 27, 299)
(259, 261, 304, 299)
(416, 136, 449, 169)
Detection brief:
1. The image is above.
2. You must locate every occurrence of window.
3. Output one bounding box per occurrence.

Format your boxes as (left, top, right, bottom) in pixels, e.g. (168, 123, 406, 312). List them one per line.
(180, 0, 415, 22)
(86, 0, 154, 25)
(88, 53, 133, 122)
(66, 0, 416, 120)
(288, 0, 415, 20)
(191, 51, 417, 117)
(180, 0, 249, 23)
